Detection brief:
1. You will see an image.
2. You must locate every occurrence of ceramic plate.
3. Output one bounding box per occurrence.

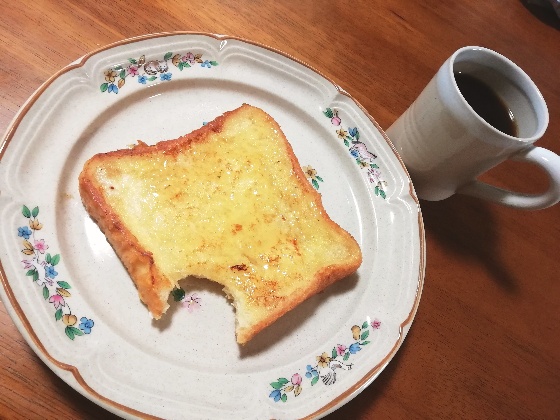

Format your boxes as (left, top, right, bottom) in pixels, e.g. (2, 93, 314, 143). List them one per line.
(0, 32, 424, 419)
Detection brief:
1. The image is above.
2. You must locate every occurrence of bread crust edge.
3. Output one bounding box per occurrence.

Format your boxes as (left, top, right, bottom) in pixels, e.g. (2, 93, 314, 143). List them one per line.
(232, 106, 363, 344)
(79, 159, 175, 319)
(78, 104, 363, 342)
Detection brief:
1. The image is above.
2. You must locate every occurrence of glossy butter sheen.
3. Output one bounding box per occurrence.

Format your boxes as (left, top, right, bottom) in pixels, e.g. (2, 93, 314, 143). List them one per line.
(94, 114, 352, 319)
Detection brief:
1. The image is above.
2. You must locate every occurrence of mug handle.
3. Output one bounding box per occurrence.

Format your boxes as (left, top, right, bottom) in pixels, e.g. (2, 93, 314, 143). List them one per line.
(457, 146, 560, 210)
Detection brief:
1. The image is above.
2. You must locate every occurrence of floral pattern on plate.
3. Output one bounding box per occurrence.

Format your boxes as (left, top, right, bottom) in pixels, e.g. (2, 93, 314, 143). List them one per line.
(100, 51, 218, 94)
(302, 165, 324, 190)
(18, 205, 94, 340)
(269, 319, 381, 402)
(171, 287, 202, 313)
(324, 108, 387, 198)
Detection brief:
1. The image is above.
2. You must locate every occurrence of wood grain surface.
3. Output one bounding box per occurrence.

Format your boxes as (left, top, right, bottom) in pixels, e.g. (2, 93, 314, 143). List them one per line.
(1, 1, 559, 419)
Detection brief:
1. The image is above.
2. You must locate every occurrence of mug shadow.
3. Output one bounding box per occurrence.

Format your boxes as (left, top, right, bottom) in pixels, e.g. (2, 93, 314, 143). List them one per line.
(324, 196, 520, 418)
(420, 194, 519, 292)
(520, 0, 560, 30)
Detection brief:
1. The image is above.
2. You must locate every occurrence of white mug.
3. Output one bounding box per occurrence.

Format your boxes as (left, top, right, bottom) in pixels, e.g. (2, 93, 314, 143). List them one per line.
(386, 46, 560, 210)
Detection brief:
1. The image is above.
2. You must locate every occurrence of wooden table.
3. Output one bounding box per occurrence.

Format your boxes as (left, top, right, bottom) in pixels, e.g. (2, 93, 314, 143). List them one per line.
(1, 1, 559, 418)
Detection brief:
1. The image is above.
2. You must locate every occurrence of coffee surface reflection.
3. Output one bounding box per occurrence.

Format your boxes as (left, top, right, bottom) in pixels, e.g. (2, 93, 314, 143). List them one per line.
(455, 72, 518, 137)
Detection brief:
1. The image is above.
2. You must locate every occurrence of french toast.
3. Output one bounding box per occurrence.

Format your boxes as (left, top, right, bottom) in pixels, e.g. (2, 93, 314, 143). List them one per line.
(78, 104, 362, 344)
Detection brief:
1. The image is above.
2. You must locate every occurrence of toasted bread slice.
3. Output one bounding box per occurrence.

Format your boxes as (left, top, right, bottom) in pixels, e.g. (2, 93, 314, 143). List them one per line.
(79, 104, 362, 344)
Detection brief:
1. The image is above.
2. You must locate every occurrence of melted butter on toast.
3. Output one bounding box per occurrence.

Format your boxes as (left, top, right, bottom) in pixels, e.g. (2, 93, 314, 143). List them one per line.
(80, 104, 362, 343)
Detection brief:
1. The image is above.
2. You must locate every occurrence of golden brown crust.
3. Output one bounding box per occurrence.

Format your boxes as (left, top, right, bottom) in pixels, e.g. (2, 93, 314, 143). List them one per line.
(231, 108, 362, 343)
(236, 263, 359, 344)
(78, 108, 234, 318)
(79, 165, 174, 318)
(79, 104, 362, 342)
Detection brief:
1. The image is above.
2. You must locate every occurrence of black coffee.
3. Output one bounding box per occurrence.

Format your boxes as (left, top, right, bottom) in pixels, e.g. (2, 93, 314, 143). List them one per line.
(454, 72, 518, 137)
